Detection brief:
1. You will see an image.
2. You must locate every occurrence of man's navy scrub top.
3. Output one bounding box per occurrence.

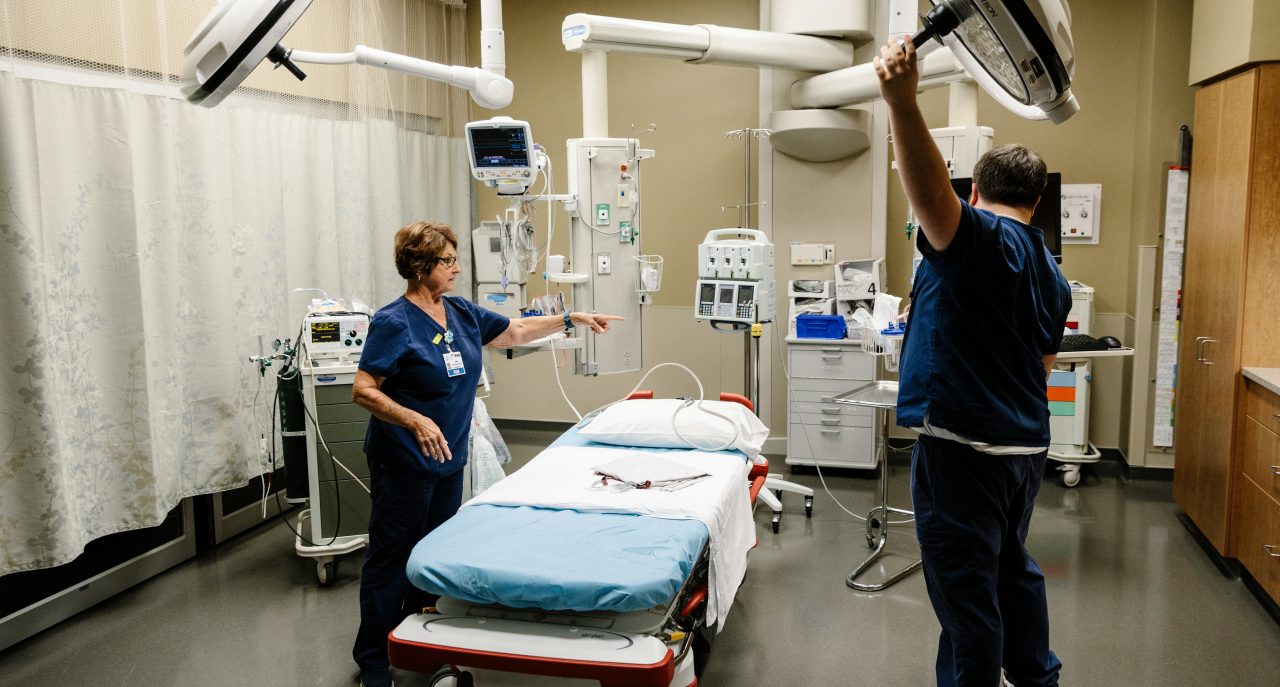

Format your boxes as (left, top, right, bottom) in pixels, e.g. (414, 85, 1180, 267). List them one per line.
(896, 201, 1072, 447)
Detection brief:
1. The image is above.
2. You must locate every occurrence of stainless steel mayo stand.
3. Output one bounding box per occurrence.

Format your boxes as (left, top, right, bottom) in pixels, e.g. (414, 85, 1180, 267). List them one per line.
(833, 380, 922, 591)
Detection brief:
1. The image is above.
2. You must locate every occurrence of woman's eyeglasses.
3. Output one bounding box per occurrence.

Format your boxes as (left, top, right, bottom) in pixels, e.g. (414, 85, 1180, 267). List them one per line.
(435, 256, 458, 267)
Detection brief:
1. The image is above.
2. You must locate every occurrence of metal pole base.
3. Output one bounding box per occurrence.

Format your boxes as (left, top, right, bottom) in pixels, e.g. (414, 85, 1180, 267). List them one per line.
(846, 533, 923, 592)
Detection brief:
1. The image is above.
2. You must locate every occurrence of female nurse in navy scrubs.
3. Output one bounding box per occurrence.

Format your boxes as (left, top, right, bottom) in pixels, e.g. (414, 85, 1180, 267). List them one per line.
(350, 220, 622, 687)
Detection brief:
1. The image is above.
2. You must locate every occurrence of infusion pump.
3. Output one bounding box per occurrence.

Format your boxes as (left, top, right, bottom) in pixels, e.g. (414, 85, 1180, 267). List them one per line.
(694, 229, 775, 325)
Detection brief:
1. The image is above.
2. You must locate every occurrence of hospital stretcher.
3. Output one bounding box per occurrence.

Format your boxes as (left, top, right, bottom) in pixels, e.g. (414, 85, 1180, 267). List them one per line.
(388, 393, 768, 687)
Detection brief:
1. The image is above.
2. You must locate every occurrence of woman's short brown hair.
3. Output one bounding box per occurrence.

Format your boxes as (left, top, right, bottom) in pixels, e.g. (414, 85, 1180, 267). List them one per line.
(393, 221, 458, 280)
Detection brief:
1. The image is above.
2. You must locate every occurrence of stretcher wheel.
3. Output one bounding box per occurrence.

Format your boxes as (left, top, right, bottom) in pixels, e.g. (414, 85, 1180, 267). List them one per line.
(429, 667, 473, 687)
(1062, 466, 1081, 488)
(316, 559, 337, 586)
(804, 496, 814, 518)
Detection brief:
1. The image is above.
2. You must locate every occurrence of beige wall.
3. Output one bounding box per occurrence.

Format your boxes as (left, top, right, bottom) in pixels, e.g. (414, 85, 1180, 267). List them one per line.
(1189, 0, 1280, 84)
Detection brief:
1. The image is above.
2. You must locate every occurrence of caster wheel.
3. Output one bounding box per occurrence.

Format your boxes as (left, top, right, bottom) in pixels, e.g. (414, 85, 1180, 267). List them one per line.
(771, 515, 781, 534)
(1062, 468, 1081, 488)
(429, 666, 474, 687)
(804, 497, 814, 518)
(316, 560, 337, 587)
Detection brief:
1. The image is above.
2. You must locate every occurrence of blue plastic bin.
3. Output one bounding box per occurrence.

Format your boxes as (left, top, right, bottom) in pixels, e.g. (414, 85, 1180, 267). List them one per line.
(795, 314, 847, 339)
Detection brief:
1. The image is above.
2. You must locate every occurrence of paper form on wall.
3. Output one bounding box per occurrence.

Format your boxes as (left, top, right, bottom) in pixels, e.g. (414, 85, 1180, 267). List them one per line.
(1153, 168, 1188, 447)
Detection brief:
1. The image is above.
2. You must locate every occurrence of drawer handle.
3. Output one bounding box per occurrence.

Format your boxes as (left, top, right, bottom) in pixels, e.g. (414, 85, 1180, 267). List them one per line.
(821, 418, 840, 425)
(1270, 465, 1280, 476)
(1265, 544, 1280, 559)
(821, 354, 842, 361)
(821, 347, 842, 353)
(821, 396, 835, 403)
(821, 408, 840, 414)
(820, 429, 841, 436)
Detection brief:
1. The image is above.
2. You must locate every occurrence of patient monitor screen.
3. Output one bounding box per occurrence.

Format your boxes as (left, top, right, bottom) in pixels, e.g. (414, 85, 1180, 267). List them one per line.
(470, 127, 531, 168)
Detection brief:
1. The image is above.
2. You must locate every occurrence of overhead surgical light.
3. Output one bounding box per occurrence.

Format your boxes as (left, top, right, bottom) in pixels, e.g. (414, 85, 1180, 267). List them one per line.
(912, 0, 1078, 123)
(791, 0, 1078, 123)
(181, 0, 514, 110)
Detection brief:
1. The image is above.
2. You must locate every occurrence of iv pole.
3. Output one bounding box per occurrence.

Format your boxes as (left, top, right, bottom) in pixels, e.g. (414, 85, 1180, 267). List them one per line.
(722, 127, 771, 410)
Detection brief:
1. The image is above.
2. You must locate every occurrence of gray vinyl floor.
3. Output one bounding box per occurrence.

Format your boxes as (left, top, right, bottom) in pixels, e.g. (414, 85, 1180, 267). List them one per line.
(4, 427, 1280, 686)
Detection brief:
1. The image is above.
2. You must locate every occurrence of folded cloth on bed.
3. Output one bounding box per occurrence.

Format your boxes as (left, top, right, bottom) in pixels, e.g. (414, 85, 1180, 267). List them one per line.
(407, 504, 709, 612)
(593, 452, 711, 491)
(464, 445, 754, 632)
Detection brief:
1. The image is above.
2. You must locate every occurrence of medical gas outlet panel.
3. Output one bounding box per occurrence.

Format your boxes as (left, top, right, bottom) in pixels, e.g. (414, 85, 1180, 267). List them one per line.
(566, 137, 653, 375)
(694, 229, 775, 325)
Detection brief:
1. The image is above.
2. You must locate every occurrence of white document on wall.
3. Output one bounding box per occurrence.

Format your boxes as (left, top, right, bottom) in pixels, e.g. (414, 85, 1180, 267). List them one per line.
(1153, 168, 1188, 447)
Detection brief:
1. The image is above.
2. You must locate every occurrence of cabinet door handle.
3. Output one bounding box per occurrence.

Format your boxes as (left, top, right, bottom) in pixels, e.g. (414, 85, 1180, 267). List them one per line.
(1269, 465, 1280, 476)
(1194, 336, 1208, 362)
(1272, 414, 1280, 423)
(1265, 544, 1280, 559)
(1200, 337, 1217, 365)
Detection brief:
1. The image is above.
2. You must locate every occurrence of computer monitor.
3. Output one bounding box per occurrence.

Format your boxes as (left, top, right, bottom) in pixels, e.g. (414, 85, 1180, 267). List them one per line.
(949, 172, 1062, 263)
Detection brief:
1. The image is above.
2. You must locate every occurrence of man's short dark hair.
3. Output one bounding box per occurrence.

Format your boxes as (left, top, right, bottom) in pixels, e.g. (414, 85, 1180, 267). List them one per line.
(972, 143, 1047, 211)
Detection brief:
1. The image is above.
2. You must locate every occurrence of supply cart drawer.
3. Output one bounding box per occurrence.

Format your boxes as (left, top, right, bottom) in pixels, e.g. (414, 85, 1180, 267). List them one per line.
(789, 347, 874, 380)
(790, 406, 875, 428)
(786, 423, 875, 468)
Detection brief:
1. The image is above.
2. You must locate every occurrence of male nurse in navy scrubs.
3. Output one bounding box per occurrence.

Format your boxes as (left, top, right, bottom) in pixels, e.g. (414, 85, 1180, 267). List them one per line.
(876, 36, 1072, 687)
(350, 220, 622, 687)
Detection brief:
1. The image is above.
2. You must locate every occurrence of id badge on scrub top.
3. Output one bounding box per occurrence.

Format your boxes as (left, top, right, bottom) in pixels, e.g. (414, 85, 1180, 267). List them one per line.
(444, 350, 466, 378)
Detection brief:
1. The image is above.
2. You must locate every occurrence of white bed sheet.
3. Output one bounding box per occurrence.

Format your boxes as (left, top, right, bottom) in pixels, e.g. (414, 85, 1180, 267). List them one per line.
(466, 444, 754, 631)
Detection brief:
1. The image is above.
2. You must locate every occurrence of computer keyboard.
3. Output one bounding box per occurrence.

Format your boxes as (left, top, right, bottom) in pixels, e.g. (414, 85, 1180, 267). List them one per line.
(1058, 334, 1110, 352)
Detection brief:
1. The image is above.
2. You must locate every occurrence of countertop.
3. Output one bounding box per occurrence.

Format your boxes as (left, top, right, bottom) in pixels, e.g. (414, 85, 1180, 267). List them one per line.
(1242, 368, 1280, 397)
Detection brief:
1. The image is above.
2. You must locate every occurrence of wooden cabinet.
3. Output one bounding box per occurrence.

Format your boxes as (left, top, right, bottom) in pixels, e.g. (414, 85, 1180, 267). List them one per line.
(1233, 379, 1280, 601)
(785, 339, 876, 469)
(1173, 63, 1280, 556)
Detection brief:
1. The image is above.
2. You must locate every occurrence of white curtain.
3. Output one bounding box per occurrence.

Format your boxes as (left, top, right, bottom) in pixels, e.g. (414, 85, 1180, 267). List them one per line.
(0, 69, 472, 574)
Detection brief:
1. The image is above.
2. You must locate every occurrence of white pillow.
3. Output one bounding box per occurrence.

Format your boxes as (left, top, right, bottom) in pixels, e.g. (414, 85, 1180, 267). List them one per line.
(579, 399, 770, 459)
